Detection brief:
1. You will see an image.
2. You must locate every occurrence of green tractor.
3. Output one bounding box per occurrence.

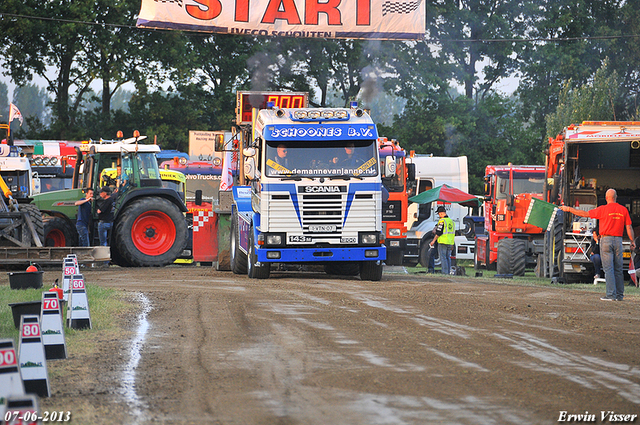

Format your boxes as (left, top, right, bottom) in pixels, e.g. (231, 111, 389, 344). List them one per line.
(32, 135, 188, 267)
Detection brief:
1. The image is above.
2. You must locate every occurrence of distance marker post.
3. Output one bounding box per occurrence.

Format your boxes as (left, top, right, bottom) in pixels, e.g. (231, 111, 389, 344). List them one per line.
(17, 316, 50, 398)
(3, 394, 42, 425)
(0, 339, 25, 420)
(67, 275, 91, 330)
(40, 292, 67, 360)
(61, 259, 76, 304)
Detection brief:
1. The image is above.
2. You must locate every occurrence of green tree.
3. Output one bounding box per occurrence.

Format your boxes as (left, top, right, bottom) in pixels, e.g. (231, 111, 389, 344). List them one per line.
(517, 0, 621, 142)
(0, 81, 8, 123)
(428, 0, 534, 99)
(545, 62, 621, 138)
(0, 0, 94, 136)
(13, 83, 50, 129)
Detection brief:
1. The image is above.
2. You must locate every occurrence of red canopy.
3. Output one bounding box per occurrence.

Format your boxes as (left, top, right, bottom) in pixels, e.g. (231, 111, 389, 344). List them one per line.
(409, 184, 480, 208)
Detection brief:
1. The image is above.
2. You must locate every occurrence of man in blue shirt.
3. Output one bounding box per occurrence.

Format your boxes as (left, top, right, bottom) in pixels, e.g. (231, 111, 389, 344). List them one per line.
(74, 188, 94, 246)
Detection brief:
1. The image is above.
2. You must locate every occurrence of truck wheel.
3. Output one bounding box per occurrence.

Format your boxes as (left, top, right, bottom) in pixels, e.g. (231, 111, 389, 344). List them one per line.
(552, 211, 564, 277)
(18, 204, 45, 247)
(511, 239, 526, 276)
(247, 228, 270, 279)
(419, 236, 437, 268)
(360, 261, 383, 281)
(230, 211, 247, 274)
(43, 216, 78, 247)
(497, 238, 512, 275)
(497, 238, 526, 276)
(112, 197, 188, 267)
(324, 262, 360, 276)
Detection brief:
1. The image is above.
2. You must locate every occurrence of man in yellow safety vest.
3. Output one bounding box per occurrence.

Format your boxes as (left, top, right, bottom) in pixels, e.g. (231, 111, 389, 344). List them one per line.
(430, 206, 455, 275)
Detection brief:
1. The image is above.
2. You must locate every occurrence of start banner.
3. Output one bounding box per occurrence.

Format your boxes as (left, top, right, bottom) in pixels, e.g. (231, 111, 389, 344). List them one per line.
(136, 0, 425, 40)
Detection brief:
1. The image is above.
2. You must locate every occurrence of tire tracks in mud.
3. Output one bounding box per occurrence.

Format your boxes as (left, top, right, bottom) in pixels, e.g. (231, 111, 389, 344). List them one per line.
(84, 268, 640, 424)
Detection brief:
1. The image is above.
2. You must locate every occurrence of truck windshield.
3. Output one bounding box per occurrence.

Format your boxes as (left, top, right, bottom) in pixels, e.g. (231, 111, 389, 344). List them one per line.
(265, 140, 378, 178)
(495, 170, 545, 199)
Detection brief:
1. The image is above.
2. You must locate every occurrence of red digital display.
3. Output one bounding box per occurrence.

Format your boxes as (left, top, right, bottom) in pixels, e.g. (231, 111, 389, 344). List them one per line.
(237, 91, 308, 124)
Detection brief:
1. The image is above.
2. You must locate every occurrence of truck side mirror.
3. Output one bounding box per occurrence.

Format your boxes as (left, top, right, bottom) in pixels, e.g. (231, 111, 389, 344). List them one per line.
(406, 163, 415, 182)
(483, 176, 492, 198)
(244, 157, 256, 180)
(384, 156, 396, 177)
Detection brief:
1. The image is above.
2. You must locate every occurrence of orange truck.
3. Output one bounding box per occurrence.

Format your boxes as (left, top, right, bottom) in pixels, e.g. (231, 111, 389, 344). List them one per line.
(542, 121, 640, 282)
(378, 137, 415, 266)
(474, 164, 546, 275)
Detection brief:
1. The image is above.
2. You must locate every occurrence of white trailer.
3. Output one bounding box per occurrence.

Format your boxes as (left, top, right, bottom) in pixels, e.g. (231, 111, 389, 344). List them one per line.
(404, 155, 475, 267)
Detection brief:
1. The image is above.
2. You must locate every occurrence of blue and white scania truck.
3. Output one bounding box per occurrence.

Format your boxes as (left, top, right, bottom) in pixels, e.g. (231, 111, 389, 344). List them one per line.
(230, 93, 386, 280)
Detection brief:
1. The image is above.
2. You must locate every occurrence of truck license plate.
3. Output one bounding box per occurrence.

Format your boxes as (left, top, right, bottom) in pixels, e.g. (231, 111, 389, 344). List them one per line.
(309, 225, 336, 232)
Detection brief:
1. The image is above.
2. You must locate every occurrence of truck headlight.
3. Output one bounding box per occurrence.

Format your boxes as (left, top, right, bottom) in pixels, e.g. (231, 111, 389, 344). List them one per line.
(388, 228, 401, 237)
(359, 232, 378, 245)
(497, 214, 505, 221)
(264, 233, 285, 246)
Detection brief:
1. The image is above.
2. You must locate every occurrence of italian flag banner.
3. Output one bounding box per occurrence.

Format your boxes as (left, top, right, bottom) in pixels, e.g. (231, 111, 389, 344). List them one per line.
(524, 198, 559, 231)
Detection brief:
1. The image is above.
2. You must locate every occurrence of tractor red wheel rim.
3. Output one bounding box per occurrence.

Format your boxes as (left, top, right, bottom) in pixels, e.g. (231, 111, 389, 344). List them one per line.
(131, 210, 176, 256)
(46, 229, 66, 247)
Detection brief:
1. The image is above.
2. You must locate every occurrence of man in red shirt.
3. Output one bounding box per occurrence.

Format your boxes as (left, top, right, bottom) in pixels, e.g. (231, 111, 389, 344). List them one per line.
(561, 189, 635, 301)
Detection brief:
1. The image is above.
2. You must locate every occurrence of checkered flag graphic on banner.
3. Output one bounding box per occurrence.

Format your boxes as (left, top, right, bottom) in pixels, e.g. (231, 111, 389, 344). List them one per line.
(154, 0, 182, 6)
(381, 0, 421, 16)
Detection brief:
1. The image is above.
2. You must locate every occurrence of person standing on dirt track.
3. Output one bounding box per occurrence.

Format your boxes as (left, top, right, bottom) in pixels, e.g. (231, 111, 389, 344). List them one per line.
(74, 188, 94, 247)
(561, 188, 635, 301)
(96, 186, 115, 246)
(430, 206, 455, 275)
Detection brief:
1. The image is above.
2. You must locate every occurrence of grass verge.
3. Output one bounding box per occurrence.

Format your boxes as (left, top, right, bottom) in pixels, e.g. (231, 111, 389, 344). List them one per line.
(0, 282, 137, 355)
(400, 260, 640, 297)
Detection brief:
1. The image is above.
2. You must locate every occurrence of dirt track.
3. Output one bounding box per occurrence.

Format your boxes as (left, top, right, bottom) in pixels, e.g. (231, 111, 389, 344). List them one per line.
(38, 266, 640, 424)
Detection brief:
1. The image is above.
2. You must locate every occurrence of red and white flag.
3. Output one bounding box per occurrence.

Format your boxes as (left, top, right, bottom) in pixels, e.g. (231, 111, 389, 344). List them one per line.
(8, 103, 23, 126)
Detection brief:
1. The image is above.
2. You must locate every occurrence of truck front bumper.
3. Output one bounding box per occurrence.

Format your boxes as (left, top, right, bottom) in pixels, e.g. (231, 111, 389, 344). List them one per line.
(257, 246, 386, 263)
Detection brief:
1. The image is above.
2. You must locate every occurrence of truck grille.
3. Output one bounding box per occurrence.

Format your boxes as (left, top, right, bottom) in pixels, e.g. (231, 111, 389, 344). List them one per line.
(266, 190, 377, 241)
(301, 194, 342, 236)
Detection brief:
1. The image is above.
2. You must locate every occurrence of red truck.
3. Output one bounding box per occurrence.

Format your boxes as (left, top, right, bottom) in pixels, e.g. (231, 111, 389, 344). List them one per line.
(474, 164, 546, 275)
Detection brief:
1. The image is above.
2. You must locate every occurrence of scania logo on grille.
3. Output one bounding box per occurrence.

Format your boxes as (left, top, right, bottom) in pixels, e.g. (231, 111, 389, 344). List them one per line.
(301, 186, 346, 193)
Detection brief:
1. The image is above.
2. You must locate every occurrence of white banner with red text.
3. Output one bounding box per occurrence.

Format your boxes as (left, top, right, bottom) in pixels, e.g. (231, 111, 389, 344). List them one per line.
(137, 0, 425, 40)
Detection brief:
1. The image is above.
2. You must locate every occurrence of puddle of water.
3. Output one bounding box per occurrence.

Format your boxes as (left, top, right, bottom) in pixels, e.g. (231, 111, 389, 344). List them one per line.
(120, 293, 152, 422)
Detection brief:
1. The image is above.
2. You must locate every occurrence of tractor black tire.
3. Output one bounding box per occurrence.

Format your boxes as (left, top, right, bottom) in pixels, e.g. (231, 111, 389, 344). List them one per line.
(247, 228, 270, 279)
(230, 211, 247, 274)
(112, 197, 188, 267)
(43, 216, 78, 247)
(18, 204, 45, 247)
(360, 261, 383, 281)
(496, 238, 526, 276)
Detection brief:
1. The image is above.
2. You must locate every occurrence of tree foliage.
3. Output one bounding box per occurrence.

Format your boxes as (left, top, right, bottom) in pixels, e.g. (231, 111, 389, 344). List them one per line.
(1, 0, 640, 193)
